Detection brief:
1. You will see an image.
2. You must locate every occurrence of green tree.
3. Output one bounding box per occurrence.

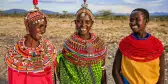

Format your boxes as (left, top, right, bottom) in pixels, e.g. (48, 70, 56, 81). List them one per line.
(62, 10, 68, 18)
(98, 9, 113, 18)
(0, 10, 3, 16)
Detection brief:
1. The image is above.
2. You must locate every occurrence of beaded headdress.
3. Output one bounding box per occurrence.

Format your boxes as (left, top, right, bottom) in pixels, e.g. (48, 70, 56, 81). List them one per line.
(24, 0, 47, 29)
(75, 0, 94, 21)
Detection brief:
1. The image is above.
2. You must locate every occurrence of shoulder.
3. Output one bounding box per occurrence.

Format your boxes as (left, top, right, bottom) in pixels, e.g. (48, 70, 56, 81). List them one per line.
(43, 39, 57, 54)
(149, 35, 164, 47)
(43, 39, 55, 47)
(119, 34, 131, 45)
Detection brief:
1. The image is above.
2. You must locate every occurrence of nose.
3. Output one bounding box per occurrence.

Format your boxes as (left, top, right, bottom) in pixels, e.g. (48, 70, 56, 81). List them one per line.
(81, 21, 86, 27)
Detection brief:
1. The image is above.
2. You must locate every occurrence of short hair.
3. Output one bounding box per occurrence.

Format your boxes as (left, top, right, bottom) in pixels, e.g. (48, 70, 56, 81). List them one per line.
(132, 8, 149, 23)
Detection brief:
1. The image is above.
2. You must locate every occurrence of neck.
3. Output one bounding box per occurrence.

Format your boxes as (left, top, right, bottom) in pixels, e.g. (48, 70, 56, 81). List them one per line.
(25, 34, 40, 48)
(134, 31, 147, 38)
(78, 33, 91, 40)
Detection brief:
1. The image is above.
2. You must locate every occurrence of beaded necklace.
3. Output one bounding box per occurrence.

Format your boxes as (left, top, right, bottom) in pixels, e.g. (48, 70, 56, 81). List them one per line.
(63, 32, 106, 66)
(5, 37, 56, 73)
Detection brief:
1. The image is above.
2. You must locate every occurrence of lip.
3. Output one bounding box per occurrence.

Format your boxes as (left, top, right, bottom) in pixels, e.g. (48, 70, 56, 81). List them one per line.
(37, 33, 43, 37)
(132, 25, 138, 29)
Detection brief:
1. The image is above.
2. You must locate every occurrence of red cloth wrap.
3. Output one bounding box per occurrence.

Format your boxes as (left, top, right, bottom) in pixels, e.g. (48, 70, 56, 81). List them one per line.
(119, 33, 164, 62)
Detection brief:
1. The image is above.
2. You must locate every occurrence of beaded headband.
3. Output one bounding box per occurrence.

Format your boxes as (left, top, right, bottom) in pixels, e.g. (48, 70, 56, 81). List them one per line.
(75, 0, 94, 21)
(24, 0, 47, 29)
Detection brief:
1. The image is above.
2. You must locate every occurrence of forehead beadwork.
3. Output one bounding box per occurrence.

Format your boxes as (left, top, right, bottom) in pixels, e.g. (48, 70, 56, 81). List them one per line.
(75, 0, 94, 21)
(81, 13, 86, 17)
(24, 10, 47, 28)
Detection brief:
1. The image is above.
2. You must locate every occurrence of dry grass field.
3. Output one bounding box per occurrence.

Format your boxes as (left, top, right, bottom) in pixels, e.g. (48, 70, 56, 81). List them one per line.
(0, 16, 168, 84)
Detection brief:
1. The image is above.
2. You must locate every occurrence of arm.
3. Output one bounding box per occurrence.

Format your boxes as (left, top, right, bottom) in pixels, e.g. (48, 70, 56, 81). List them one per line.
(157, 53, 165, 84)
(101, 59, 107, 84)
(112, 49, 124, 84)
(56, 58, 60, 81)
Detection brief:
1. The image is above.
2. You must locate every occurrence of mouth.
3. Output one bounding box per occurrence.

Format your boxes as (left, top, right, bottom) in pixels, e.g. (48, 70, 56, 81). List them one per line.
(37, 33, 43, 37)
(81, 28, 86, 31)
(132, 25, 138, 29)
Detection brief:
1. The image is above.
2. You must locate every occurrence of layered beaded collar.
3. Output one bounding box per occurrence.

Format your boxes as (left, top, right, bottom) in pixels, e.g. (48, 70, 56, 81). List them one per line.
(17, 38, 44, 57)
(71, 32, 96, 43)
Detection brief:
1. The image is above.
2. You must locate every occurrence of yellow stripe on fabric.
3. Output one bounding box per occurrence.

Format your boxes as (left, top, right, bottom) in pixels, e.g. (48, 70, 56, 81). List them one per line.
(121, 55, 160, 84)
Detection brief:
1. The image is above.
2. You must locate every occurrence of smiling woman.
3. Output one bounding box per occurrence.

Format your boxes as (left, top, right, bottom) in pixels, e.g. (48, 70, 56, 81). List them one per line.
(112, 8, 165, 84)
(56, 0, 107, 84)
(4, 1, 57, 84)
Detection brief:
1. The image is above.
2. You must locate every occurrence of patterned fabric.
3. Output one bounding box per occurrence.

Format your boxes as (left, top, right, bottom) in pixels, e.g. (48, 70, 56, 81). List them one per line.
(5, 38, 57, 73)
(57, 33, 106, 84)
(119, 33, 164, 62)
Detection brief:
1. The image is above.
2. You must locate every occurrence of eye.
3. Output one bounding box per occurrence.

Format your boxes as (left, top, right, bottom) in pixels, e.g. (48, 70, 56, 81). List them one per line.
(130, 18, 134, 22)
(76, 20, 81, 23)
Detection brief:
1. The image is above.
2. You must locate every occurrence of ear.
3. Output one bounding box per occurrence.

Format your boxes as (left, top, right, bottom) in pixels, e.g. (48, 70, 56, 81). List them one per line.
(74, 20, 77, 25)
(145, 20, 148, 25)
(92, 21, 94, 25)
(25, 23, 29, 32)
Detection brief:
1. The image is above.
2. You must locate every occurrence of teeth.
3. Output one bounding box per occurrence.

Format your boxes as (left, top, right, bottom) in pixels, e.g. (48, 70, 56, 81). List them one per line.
(132, 26, 138, 29)
(81, 28, 86, 31)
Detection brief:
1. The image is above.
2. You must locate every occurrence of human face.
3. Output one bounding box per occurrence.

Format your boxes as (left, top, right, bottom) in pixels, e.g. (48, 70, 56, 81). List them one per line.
(28, 19, 47, 41)
(75, 13, 93, 35)
(129, 11, 147, 33)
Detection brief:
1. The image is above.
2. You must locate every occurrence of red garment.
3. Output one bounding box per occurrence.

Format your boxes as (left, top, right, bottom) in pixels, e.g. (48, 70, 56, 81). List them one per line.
(119, 33, 164, 62)
(5, 38, 57, 84)
(8, 67, 53, 84)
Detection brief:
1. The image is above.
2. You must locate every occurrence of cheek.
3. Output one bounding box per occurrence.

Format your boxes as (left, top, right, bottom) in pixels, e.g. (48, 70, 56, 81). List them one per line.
(36, 28, 41, 33)
(76, 23, 81, 28)
(138, 21, 145, 27)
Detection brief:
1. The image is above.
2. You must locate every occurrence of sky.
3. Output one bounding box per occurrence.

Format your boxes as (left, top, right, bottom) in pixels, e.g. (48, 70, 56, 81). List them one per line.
(0, 0, 168, 13)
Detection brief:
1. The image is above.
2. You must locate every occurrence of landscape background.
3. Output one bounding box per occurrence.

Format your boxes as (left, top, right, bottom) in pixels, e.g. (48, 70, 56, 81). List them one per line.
(0, 9, 168, 83)
(0, 0, 168, 84)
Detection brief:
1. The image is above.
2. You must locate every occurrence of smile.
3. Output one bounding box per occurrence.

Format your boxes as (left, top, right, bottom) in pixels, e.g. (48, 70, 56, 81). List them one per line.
(132, 25, 138, 29)
(81, 28, 86, 31)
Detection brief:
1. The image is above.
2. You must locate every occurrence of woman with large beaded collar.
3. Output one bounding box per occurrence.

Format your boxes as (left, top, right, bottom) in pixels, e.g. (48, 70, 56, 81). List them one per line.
(56, 0, 107, 84)
(4, 1, 57, 84)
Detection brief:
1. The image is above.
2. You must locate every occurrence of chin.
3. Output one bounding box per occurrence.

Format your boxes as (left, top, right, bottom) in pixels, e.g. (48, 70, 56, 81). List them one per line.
(131, 29, 139, 33)
(35, 37, 42, 41)
(80, 32, 88, 35)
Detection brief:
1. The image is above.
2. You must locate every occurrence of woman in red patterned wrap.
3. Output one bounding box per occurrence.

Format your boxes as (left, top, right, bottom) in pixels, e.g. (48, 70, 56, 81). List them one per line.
(4, 0, 57, 84)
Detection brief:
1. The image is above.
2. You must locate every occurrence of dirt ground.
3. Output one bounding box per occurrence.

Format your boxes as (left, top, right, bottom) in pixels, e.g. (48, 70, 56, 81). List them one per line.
(0, 17, 168, 84)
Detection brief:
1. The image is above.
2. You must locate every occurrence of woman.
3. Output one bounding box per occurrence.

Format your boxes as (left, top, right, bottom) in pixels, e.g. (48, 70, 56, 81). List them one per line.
(112, 8, 164, 84)
(4, 2, 57, 84)
(57, 0, 107, 84)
